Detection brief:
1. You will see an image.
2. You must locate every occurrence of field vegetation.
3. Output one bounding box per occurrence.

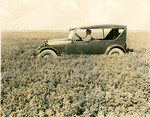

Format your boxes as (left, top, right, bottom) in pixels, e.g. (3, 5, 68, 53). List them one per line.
(1, 31, 150, 116)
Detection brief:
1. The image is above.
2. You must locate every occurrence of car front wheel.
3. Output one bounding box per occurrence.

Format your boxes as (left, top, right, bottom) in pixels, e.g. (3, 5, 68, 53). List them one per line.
(108, 48, 124, 56)
(38, 50, 57, 59)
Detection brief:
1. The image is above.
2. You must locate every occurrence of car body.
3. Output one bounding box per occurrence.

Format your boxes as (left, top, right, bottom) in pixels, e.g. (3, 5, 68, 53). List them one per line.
(38, 24, 127, 58)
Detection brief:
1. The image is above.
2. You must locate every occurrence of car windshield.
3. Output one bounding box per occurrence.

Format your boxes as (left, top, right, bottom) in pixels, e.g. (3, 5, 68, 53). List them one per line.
(68, 30, 75, 39)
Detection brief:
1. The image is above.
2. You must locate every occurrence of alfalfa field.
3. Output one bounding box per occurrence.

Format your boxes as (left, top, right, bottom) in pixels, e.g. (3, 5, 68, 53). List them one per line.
(1, 31, 150, 117)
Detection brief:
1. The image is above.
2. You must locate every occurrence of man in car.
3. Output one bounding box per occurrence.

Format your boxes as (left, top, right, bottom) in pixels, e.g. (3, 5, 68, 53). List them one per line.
(75, 29, 94, 41)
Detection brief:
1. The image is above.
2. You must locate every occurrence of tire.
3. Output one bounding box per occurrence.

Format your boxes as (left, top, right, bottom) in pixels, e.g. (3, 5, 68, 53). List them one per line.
(108, 48, 124, 56)
(38, 50, 57, 59)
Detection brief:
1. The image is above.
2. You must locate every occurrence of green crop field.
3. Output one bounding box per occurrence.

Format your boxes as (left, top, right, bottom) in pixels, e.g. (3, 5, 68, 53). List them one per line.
(1, 31, 150, 117)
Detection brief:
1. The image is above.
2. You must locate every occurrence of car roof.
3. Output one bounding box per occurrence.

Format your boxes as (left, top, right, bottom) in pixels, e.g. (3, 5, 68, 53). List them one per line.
(70, 24, 127, 30)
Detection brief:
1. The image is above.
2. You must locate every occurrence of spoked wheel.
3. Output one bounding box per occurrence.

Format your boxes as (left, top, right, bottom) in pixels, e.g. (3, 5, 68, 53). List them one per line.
(38, 50, 57, 60)
(108, 48, 124, 56)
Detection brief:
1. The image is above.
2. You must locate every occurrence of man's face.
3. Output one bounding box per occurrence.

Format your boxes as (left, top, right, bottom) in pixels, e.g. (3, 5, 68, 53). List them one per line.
(86, 30, 90, 35)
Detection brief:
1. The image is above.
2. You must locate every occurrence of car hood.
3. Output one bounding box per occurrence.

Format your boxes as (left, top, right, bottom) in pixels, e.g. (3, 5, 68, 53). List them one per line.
(47, 38, 72, 46)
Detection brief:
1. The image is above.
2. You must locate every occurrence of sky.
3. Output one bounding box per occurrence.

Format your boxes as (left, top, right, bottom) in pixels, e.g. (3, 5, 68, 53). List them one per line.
(0, 0, 150, 30)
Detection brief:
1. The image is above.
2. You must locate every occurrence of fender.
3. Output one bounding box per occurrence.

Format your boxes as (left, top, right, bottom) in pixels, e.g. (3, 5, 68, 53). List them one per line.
(39, 46, 60, 55)
(104, 44, 127, 55)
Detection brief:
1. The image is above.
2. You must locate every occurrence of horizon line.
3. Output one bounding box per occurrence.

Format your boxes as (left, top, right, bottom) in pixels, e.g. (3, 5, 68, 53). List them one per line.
(1, 29, 150, 32)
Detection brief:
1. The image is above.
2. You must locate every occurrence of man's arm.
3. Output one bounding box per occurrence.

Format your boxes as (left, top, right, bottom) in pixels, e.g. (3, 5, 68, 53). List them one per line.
(83, 35, 92, 41)
(75, 33, 82, 41)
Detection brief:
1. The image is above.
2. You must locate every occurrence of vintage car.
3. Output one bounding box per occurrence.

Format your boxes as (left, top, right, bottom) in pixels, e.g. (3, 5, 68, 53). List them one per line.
(38, 24, 127, 59)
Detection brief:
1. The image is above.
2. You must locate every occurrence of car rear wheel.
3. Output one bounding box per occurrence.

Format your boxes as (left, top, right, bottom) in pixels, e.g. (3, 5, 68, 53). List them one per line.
(38, 50, 57, 59)
(108, 48, 124, 56)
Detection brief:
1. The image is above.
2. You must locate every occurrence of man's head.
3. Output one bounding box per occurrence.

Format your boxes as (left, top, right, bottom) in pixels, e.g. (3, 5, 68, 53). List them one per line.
(86, 29, 91, 35)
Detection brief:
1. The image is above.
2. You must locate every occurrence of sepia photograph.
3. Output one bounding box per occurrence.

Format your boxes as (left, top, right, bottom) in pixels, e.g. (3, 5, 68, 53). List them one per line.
(0, 0, 150, 116)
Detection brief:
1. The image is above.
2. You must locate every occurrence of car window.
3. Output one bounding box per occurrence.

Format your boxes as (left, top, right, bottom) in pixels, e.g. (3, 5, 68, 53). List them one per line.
(104, 29, 112, 38)
(119, 29, 124, 34)
(68, 30, 75, 39)
(92, 29, 103, 39)
(92, 29, 120, 40)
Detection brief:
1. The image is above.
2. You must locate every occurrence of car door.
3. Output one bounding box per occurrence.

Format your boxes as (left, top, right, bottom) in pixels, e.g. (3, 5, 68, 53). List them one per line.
(88, 39, 110, 54)
(74, 41, 91, 54)
(66, 39, 109, 54)
(75, 40, 107, 54)
(72, 40, 109, 54)
(65, 41, 91, 54)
